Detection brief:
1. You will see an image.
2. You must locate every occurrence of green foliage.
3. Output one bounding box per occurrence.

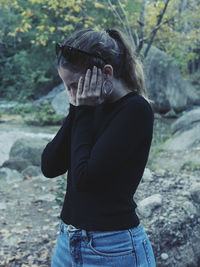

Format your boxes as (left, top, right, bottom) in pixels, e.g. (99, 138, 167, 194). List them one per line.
(1, 49, 54, 101)
(8, 103, 36, 116)
(180, 161, 200, 172)
(24, 103, 64, 126)
(0, 0, 199, 103)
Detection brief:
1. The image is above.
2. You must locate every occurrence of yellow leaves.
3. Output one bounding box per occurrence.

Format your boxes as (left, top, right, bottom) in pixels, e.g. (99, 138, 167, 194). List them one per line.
(21, 9, 32, 17)
(49, 26, 55, 33)
(24, 23, 32, 31)
(8, 22, 32, 36)
(73, 5, 80, 12)
(37, 25, 46, 31)
(94, 2, 104, 9)
(29, 0, 44, 4)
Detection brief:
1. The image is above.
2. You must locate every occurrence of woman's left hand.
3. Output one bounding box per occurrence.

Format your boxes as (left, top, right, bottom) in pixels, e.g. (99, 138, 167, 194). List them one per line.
(75, 65, 105, 107)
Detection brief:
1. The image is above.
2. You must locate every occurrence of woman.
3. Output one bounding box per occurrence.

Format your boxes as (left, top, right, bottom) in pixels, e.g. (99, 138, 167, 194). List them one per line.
(41, 28, 156, 267)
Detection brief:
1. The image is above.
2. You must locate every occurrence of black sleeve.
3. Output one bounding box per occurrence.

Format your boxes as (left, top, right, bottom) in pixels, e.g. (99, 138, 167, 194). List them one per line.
(70, 100, 154, 192)
(41, 104, 75, 178)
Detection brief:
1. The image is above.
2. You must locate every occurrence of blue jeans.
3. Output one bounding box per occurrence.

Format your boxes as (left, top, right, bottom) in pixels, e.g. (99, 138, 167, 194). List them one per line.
(51, 219, 156, 266)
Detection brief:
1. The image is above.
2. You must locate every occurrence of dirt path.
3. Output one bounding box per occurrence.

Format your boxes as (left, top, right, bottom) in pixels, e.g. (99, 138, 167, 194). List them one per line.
(0, 173, 65, 267)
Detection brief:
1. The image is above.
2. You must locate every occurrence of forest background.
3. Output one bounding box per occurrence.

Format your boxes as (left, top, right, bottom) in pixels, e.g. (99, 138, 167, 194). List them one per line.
(0, 0, 199, 103)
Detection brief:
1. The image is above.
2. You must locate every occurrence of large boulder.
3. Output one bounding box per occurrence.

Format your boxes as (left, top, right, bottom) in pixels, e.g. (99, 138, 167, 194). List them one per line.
(150, 107, 200, 172)
(9, 137, 48, 167)
(144, 45, 199, 114)
(1, 157, 31, 172)
(171, 107, 200, 134)
(51, 89, 70, 115)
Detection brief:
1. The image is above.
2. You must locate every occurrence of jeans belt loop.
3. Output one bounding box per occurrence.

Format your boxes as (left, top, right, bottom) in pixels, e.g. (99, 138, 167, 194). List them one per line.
(67, 224, 81, 231)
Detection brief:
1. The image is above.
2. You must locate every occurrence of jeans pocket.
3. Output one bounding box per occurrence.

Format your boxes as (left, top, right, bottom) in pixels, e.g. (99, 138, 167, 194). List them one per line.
(87, 229, 136, 257)
(142, 238, 156, 267)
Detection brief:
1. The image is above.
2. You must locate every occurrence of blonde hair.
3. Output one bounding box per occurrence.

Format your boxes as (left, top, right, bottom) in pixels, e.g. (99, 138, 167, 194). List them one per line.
(57, 28, 153, 104)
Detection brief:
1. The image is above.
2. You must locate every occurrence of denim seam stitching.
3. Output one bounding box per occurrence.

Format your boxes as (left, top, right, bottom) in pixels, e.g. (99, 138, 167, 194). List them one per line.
(142, 239, 151, 266)
(129, 229, 138, 266)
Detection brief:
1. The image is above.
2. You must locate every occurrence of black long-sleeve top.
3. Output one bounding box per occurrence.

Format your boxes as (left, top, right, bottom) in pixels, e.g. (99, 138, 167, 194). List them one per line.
(41, 91, 154, 230)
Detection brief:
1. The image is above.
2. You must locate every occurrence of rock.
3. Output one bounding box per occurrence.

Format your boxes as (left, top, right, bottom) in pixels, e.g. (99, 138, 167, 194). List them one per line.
(163, 108, 178, 118)
(0, 167, 22, 184)
(0, 203, 6, 210)
(33, 83, 65, 105)
(137, 194, 162, 217)
(21, 165, 41, 177)
(142, 168, 153, 182)
(9, 137, 48, 166)
(190, 184, 200, 203)
(33, 82, 70, 116)
(37, 194, 55, 202)
(161, 253, 169, 260)
(143, 45, 199, 114)
(1, 157, 31, 172)
(51, 90, 70, 116)
(182, 201, 197, 217)
(0, 100, 18, 110)
(171, 107, 200, 134)
(163, 124, 200, 151)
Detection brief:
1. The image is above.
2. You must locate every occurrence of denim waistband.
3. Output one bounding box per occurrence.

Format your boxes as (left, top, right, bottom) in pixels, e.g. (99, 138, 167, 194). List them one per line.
(60, 219, 144, 236)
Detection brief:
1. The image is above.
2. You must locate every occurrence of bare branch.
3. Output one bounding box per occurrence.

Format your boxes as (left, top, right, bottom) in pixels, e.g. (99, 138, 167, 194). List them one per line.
(136, 0, 147, 54)
(107, 0, 129, 36)
(140, 15, 175, 44)
(117, 0, 136, 48)
(144, 0, 171, 58)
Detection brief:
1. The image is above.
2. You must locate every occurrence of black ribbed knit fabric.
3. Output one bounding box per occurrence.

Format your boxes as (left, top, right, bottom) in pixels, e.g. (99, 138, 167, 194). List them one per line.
(41, 91, 154, 230)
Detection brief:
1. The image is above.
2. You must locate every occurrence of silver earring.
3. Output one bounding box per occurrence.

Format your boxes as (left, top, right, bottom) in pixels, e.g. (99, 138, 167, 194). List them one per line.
(102, 79, 113, 96)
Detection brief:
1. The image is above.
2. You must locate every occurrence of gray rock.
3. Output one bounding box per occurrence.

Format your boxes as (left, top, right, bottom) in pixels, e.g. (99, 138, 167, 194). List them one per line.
(9, 137, 48, 166)
(142, 168, 153, 182)
(161, 253, 169, 260)
(0, 167, 22, 184)
(163, 108, 178, 118)
(0, 203, 7, 210)
(171, 107, 200, 134)
(34, 83, 65, 105)
(51, 90, 70, 116)
(1, 157, 31, 172)
(21, 165, 41, 177)
(143, 45, 199, 114)
(182, 201, 197, 216)
(190, 184, 200, 203)
(37, 194, 55, 202)
(32, 83, 70, 116)
(137, 194, 162, 217)
(163, 124, 200, 151)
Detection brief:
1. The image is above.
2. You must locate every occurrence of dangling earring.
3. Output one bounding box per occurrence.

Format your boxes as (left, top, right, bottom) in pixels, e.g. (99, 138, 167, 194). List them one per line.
(102, 79, 113, 96)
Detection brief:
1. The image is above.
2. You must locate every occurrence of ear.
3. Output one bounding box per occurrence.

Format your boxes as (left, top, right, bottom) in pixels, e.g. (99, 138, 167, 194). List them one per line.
(103, 64, 113, 79)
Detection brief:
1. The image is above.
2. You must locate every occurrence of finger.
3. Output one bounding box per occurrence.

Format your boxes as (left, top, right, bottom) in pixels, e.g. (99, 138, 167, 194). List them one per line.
(77, 76, 84, 96)
(83, 69, 91, 93)
(90, 66, 98, 92)
(97, 68, 103, 96)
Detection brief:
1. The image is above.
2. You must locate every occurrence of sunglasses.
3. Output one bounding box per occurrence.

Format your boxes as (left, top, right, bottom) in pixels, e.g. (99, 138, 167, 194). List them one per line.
(56, 43, 107, 64)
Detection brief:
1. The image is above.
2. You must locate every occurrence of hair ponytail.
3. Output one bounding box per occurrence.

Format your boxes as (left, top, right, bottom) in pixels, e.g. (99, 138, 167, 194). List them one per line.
(105, 28, 152, 103)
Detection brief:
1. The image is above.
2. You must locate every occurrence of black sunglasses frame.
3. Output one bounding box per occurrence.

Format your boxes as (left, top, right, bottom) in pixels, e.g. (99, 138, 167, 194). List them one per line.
(56, 43, 107, 64)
